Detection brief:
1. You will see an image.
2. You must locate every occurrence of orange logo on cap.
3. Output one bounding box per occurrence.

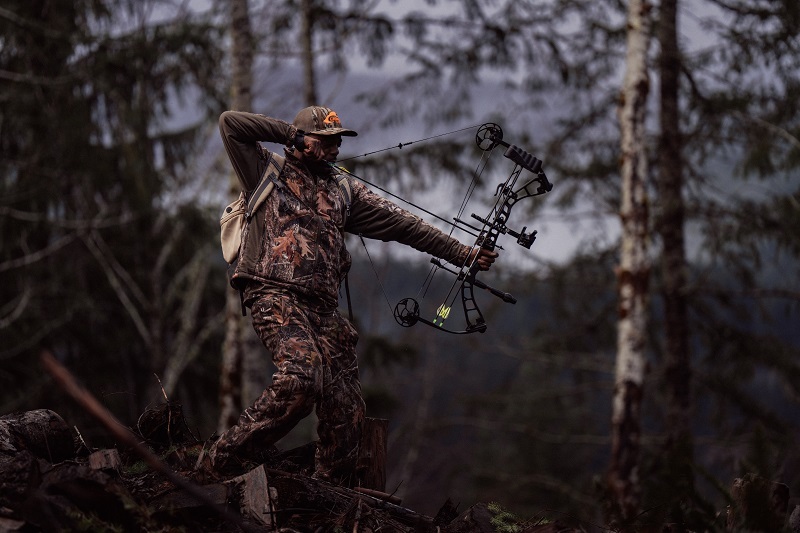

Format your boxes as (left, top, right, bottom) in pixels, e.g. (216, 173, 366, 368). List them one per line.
(323, 111, 342, 129)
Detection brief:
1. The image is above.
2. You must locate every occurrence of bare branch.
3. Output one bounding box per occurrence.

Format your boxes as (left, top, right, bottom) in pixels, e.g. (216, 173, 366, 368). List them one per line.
(0, 234, 76, 273)
(0, 206, 135, 229)
(0, 285, 32, 329)
(732, 111, 800, 151)
(88, 229, 148, 307)
(0, 69, 71, 85)
(81, 231, 152, 348)
(162, 249, 219, 395)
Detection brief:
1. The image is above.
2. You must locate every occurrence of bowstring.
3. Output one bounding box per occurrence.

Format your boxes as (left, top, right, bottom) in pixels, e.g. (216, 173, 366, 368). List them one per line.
(417, 148, 493, 306)
(337, 124, 482, 162)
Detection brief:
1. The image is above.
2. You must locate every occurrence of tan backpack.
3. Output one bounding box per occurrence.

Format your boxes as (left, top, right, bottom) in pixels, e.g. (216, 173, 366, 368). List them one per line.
(220, 152, 285, 264)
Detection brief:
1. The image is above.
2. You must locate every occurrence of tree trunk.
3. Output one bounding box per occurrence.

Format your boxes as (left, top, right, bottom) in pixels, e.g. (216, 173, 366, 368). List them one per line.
(657, 0, 695, 514)
(300, 0, 318, 105)
(218, 0, 255, 433)
(608, 0, 652, 525)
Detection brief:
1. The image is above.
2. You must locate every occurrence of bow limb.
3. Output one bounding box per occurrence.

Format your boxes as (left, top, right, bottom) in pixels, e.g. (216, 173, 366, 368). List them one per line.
(393, 296, 481, 335)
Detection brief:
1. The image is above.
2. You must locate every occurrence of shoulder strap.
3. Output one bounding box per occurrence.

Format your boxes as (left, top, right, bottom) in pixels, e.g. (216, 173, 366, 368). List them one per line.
(246, 152, 285, 220)
(336, 173, 352, 221)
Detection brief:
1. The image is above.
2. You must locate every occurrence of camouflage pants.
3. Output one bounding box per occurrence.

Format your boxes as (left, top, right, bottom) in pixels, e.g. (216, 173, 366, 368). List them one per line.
(209, 290, 365, 485)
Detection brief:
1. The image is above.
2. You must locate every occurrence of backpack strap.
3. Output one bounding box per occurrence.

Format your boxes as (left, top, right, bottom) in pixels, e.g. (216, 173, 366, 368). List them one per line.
(336, 173, 352, 224)
(333, 170, 354, 320)
(246, 152, 285, 220)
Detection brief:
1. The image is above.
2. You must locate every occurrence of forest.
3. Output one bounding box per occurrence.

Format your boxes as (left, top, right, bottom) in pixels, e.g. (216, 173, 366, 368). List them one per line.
(1, 0, 799, 531)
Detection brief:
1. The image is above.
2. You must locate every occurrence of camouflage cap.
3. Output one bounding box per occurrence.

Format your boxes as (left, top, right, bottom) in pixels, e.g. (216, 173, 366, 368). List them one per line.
(293, 106, 358, 137)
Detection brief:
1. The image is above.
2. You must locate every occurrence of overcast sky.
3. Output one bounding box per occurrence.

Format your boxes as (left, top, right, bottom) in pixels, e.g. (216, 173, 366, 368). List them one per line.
(181, 0, 740, 268)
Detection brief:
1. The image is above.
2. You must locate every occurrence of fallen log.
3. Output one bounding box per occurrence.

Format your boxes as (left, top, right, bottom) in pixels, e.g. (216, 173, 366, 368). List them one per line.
(269, 468, 434, 531)
(0, 409, 75, 510)
(0, 450, 40, 509)
(148, 465, 435, 531)
(20, 462, 142, 532)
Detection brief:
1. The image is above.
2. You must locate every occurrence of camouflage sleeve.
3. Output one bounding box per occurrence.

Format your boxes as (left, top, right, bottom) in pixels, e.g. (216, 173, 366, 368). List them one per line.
(219, 111, 297, 192)
(345, 180, 470, 266)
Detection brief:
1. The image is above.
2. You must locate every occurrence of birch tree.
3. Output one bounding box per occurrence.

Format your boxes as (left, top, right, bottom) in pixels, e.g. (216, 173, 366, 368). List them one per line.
(607, 0, 652, 525)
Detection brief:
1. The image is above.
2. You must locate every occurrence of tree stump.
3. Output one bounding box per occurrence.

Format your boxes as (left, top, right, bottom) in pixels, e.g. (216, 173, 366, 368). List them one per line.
(357, 417, 388, 491)
(226, 465, 276, 528)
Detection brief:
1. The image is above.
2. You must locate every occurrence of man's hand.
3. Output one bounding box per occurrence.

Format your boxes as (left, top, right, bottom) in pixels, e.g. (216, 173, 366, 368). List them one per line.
(468, 247, 499, 271)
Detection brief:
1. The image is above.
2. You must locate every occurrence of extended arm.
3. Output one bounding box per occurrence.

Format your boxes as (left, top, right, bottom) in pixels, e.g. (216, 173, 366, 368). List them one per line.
(346, 180, 497, 269)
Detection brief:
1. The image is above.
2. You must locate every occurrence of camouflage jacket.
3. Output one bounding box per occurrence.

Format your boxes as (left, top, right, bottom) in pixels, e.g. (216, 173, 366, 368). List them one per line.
(219, 111, 471, 311)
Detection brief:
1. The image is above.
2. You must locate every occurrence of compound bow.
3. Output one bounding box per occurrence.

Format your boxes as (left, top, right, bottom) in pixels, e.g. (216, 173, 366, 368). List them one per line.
(338, 122, 553, 335)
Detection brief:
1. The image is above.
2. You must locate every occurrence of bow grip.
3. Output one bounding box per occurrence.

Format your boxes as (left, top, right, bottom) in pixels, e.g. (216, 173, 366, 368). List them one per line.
(504, 145, 543, 174)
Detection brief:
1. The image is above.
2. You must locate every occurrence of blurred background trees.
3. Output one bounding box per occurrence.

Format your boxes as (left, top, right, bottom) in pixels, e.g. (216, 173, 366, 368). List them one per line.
(0, 0, 227, 435)
(1, 0, 798, 529)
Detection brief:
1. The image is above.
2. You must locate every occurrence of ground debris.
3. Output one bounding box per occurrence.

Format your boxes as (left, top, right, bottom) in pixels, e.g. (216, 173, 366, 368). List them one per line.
(0, 407, 457, 532)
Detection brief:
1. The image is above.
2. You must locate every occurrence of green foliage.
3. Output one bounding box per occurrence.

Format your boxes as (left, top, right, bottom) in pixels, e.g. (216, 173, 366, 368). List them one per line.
(123, 460, 150, 477)
(487, 502, 522, 533)
(66, 509, 126, 533)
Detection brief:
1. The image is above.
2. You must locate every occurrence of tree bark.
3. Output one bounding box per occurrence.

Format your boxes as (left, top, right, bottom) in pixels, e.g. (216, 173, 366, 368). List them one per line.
(218, 0, 255, 433)
(608, 0, 652, 525)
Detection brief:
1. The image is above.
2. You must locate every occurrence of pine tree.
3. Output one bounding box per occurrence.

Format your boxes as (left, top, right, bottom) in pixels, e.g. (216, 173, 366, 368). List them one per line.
(0, 0, 226, 427)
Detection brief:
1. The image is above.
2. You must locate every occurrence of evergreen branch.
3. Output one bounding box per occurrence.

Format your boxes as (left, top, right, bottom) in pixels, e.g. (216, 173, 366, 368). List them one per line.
(0, 6, 65, 38)
(731, 111, 800, 151)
